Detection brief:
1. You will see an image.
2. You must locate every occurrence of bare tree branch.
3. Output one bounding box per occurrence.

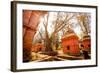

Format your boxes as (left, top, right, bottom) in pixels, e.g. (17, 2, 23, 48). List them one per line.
(77, 13, 91, 35)
(38, 31, 44, 40)
(55, 13, 75, 33)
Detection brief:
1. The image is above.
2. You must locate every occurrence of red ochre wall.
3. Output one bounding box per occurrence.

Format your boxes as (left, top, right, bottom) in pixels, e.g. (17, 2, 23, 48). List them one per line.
(61, 35, 80, 56)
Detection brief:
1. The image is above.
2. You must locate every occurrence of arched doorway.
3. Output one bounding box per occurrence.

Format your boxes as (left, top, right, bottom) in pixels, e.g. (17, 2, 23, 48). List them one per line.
(23, 10, 47, 62)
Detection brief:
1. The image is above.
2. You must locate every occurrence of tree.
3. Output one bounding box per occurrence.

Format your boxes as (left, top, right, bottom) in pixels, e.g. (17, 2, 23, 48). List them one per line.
(36, 12, 75, 55)
(76, 13, 91, 36)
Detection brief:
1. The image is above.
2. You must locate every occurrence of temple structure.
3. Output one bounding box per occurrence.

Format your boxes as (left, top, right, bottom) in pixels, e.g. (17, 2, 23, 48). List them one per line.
(61, 28, 80, 56)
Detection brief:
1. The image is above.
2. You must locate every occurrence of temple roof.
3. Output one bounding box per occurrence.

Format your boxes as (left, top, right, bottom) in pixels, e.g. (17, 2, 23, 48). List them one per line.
(64, 27, 75, 35)
(82, 35, 90, 41)
(62, 27, 78, 39)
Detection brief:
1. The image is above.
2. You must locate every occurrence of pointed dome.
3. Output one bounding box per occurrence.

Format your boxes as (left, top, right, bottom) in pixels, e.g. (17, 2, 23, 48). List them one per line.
(64, 27, 75, 35)
(62, 27, 78, 39)
(82, 35, 90, 41)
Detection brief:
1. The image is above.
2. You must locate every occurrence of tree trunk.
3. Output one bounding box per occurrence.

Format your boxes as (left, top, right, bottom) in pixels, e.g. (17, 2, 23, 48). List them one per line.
(42, 34, 58, 56)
